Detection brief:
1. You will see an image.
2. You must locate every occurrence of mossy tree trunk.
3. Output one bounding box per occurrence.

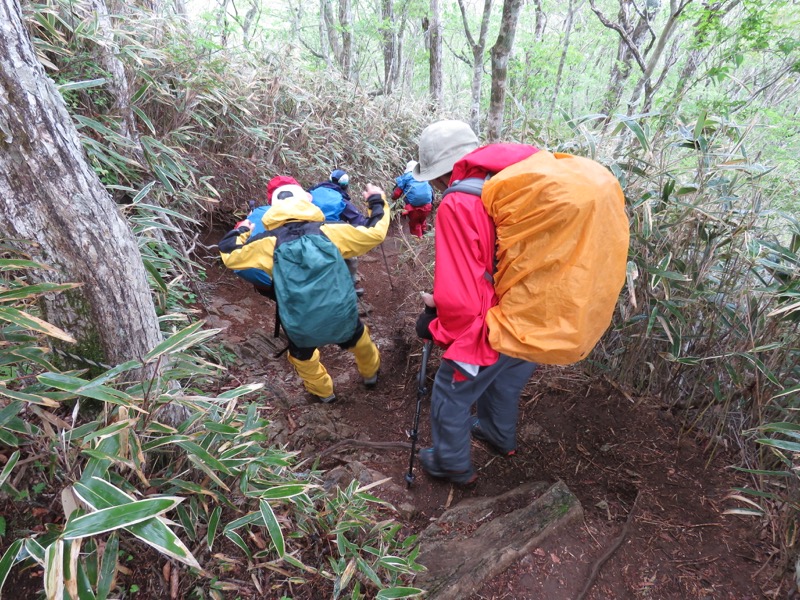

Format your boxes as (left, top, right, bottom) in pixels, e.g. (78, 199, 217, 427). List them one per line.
(486, 0, 523, 142)
(0, 0, 163, 370)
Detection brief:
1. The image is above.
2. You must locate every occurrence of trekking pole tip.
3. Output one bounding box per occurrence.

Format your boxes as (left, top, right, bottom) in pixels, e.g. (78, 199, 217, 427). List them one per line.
(404, 472, 414, 487)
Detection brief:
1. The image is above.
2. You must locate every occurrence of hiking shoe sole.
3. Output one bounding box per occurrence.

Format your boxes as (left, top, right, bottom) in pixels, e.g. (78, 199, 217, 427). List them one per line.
(418, 448, 477, 486)
(318, 393, 337, 404)
(363, 371, 379, 388)
(471, 418, 516, 457)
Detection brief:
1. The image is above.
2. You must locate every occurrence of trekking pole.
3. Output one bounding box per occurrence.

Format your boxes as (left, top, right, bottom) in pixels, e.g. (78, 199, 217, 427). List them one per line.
(379, 243, 395, 291)
(405, 340, 432, 488)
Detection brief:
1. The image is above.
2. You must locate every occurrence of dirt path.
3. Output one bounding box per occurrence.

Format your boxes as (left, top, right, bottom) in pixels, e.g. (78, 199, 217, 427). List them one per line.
(199, 222, 775, 599)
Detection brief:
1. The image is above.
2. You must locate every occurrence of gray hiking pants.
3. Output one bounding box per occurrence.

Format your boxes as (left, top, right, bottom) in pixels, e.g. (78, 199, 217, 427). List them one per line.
(430, 354, 538, 472)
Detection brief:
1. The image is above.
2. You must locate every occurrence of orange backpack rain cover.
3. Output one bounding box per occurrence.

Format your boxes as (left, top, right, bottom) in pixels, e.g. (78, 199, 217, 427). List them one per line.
(483, 151, 629, 365)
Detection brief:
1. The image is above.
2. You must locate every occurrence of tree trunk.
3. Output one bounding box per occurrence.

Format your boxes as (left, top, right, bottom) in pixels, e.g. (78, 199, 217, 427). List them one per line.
(592, 0, 658, 119)
(428, 0, 443, 110)
(627, 0, 693, 114)
(338, 0, 353, 79)
(457, 0, 493, 135)
(532, 0, 546, 42)
(547, 0, 576, 122)
(486, 0, 523, 142)
(321, 0, 342, 67)
(381, 0, 398, 94)
(672, 0, 741, 103)
(0, 0, 162, 369)
(78, 0, 145, 167)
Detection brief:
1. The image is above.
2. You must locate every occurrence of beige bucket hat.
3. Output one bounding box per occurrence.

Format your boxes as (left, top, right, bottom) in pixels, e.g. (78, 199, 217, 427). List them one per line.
(412, 120, 479, 181)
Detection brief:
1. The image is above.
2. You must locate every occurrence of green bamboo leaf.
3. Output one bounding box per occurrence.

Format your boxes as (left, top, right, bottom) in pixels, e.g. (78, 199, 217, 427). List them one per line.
(0, 307, 76, 343)
(0, 387, 61, 408)
(187, 454, 230, 491)
(617, 117, 650, 152)
(57, 78, 107, 92)
(152, 165, 175, 194)
(203, 422, 239, 435)
(224, 530, 250, 558)
(73, 479, 200, 569)
(0, 451, 20, 488)
(207, 507, 222, 550)
(0, 258, 51, 271)
(81, 420, 136, 444)
(131, 106, 155, 135)
(143, 258, 168, 295)
(334, 558, 357, 598)
(759, 422, 800, 434)
(37, 373, 144, 411)
(223, 511, 264, 533)
(24, 538, 46, 567)
(0, 539, 24, 597)
(283, 553, 311, 572)
(141, 435, 192, 451)
(96, 533, 118, 600)
(177, 441, 232, 475)
(0, 402, 22, 427)
(143, 321, 219, 362)
(375, 587, 425, 599)
(259, 500, 285, 558)
(757, 438, 800, 453)
(76, 561, 97, 600)
(734, 353, 781, 386)
(693, 110, 707, 141)
(0, 282, 80, 302)
(218, 383, 264, 399)
(377, 556, 415, 573)
(355, 555, 382, 587)
(63, 498, 180, 539)
(133, 202, 199, 225)
(254, 484, 309, 500)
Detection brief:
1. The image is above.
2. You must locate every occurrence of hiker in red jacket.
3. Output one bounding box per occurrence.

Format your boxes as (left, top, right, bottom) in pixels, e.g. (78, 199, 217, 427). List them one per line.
(412, 120, 539, 485)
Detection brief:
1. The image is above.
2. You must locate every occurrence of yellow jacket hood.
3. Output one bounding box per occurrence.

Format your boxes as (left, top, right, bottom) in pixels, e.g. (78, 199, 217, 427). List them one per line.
(263, 198, 325, 229)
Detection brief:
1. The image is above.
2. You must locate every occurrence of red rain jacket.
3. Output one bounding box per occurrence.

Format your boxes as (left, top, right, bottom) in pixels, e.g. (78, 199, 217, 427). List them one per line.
(430, 143, 538, 366)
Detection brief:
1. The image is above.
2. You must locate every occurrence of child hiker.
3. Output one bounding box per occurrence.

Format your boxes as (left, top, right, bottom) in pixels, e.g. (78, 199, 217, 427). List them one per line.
(393, 160, 434, 238)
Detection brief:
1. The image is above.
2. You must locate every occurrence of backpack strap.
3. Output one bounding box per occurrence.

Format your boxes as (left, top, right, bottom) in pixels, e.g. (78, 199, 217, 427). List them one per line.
(272, 221, 324, 247)
(443, 176, 489, 198)
(443, 176, 497, 282)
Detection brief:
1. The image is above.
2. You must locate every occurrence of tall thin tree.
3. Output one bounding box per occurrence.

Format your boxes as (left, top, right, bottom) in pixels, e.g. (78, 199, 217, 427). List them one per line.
(457, 0, 493, 134)
(486, 0, 524, 141)
(428, 0, 444, 110)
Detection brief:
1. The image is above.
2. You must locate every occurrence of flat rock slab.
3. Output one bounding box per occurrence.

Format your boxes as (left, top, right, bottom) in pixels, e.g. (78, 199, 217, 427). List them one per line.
(416, 480, 582, 600)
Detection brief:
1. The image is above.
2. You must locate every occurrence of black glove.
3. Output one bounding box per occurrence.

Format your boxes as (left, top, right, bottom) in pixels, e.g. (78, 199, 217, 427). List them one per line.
(367, 193, 385, 210)
(415, 305, 437, 340)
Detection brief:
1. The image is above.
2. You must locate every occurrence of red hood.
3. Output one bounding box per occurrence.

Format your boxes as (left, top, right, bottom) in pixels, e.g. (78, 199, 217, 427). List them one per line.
(450, 143, 539, 183)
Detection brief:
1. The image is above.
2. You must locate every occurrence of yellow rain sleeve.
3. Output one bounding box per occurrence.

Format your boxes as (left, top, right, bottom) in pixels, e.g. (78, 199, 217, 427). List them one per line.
(346, 326, 380, 379)
(287, 350, 334, 398)
(321, 196, 391, 258)
(483, 151, 630, 365)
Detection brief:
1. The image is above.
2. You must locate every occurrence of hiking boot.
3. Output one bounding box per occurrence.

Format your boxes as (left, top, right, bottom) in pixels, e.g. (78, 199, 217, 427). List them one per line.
(354, 287, 365, 297)
(418, 448, 477, 486)
(318, 393, 337, 404)
(471, 418, 516, 457)
(363, 371, 379, 388)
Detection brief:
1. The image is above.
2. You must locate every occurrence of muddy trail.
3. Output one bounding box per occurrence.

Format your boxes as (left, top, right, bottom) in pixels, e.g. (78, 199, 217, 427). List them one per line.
(197, 221, 774, 599)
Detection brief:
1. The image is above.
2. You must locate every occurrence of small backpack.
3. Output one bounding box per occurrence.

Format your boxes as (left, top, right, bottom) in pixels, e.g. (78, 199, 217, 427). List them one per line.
(233, 205, 273, 287)
(445, 151, 629, 365)
(309, 186, 347, 221)
(271, 221, 359, 348)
